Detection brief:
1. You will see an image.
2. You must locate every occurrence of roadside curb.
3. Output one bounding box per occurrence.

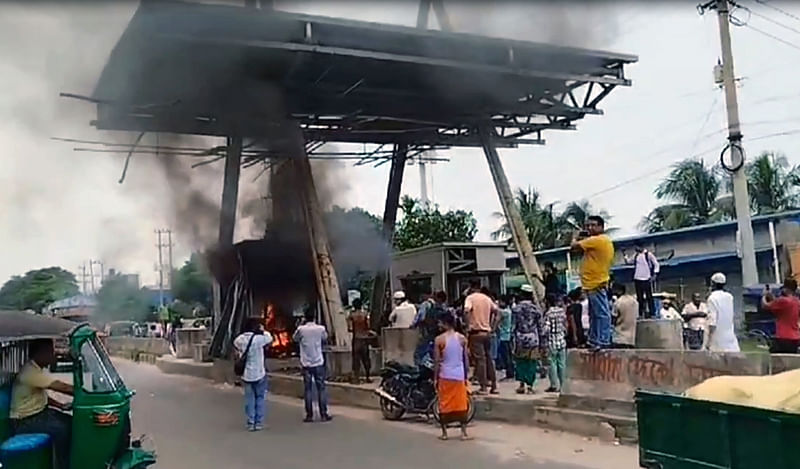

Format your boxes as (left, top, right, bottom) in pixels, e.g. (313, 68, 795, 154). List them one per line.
(148, 356, 637, 441)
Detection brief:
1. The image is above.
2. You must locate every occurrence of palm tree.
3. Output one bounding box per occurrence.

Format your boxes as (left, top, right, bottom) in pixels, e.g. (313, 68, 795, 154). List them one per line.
(745, 151, 800, 214)
(493, 188, 616, 249)
(492, 187, 559, 250)
(558, 200, 617, 241)
(640, 159, 730, 233)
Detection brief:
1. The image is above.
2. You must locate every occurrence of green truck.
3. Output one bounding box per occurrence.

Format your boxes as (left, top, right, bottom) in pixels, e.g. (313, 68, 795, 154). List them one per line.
(636, 390, 800, 469)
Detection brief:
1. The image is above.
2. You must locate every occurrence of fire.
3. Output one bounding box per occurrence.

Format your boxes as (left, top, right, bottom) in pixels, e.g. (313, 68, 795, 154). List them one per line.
(263, 302, 293, 358)
(272, 331, 291, 349)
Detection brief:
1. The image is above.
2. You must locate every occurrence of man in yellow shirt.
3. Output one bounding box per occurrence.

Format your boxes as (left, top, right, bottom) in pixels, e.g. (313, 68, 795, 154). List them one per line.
(10, 339, 74, 468)
(571, 215, 615, 350)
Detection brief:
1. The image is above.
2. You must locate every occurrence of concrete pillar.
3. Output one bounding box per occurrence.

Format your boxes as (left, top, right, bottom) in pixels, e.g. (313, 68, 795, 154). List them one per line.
(288, 128, 350, 349)
(370, 144, 408, 330)
(478, 125, 545, 305)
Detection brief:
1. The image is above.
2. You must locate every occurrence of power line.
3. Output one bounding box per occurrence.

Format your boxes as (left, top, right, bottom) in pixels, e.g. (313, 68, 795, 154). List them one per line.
(752, 0, 800, 23)
(741, 1, 800, 35)
(580, 127, 800, 200)
(742, 22, 800, 50)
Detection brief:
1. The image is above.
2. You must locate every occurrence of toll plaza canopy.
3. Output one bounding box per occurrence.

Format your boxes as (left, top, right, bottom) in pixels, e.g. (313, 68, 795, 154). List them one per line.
(90, 0, 637, 147)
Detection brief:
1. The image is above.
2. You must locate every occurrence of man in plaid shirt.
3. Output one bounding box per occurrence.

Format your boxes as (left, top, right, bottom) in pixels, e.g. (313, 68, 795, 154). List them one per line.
(543, 293, 568, 393)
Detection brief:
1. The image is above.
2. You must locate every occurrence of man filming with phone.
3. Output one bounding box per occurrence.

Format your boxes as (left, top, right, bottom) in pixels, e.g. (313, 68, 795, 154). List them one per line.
(570, 216, 615, 351)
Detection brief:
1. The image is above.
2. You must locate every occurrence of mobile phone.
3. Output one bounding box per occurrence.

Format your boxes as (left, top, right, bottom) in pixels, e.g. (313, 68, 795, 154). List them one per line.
(578, 230, 589, 238)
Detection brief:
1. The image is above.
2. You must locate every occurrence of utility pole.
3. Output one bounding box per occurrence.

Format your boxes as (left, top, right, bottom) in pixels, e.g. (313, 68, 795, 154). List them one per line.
(155, 229, 165, 307)
(87, 260, 95, 294)
(418, 160, 429, 204)
(155, 228, 174, 305)
(167, 230, 174, 291)
(90, 260, 104, 292)
(78, 263, 90, 295)
(699, 0, 759, 286)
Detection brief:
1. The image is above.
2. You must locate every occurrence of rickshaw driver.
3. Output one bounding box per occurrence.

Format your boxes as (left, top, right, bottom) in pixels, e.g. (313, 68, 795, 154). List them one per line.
(10, 338, 74, 468)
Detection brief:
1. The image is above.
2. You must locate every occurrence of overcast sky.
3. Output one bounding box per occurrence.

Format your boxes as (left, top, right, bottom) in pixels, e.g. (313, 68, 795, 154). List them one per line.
(3, 0, 800, 287)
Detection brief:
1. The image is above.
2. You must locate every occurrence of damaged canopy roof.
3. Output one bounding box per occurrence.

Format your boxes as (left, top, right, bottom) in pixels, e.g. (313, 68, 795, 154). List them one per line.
(91, 0, 637, 147)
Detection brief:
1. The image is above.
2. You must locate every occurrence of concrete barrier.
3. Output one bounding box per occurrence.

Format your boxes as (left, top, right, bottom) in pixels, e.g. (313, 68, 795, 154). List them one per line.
(561, 349, 769, 405)
(381, 327, 418, 365)
(105, 337, 170, 356)
(635, 319, 683, 349)
(324, 347, 383, 378)
(770, 353, 800, 374)
(176, 328, 207, 359)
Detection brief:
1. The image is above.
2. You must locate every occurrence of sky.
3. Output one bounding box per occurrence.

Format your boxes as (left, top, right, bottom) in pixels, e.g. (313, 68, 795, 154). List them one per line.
(3, 0, 800, 288)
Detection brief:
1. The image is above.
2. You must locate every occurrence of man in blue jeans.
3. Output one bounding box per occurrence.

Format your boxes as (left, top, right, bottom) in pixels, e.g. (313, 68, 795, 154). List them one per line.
(571, 215, 615, 350)
(293, 310, 332, 422)
(234, 318, 273, 431)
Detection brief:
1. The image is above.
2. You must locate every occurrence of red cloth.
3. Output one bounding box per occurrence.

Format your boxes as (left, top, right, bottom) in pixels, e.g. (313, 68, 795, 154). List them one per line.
(766, 296, 800, 340)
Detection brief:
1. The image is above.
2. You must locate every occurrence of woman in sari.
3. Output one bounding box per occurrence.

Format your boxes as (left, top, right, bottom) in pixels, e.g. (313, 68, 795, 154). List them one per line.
(433, 312, 471, 441)
(512, 285, 547, 394)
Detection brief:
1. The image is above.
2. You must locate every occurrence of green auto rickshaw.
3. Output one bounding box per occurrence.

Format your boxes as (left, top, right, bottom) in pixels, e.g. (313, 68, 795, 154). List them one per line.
(0, 311, 156, 469)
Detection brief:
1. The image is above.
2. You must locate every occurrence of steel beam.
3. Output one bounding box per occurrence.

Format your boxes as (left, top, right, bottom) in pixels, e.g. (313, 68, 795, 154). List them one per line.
(370, 144, 408, 330)
(219, 136, 242, 245)
(158, 33, 632, 86)
(478, 125, 545, 306)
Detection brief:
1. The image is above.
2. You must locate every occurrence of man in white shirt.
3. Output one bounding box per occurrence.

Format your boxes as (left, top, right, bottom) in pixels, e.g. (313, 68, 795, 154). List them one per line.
(681, 292, 709, 350)
(659, 299, 682, 321)
(626, 244, 660, 319)
(389, 291, 417, 328)
(706, 272, 740, 352)
(233, 318, 273, 431)
(293, 310, 332, 422)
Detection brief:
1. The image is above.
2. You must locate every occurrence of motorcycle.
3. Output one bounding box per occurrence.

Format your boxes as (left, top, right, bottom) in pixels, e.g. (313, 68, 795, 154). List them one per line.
(373, 360, 475, 424)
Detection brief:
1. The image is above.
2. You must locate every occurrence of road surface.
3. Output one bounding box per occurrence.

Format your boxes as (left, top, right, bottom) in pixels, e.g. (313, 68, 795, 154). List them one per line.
(118, 360, 638, 469)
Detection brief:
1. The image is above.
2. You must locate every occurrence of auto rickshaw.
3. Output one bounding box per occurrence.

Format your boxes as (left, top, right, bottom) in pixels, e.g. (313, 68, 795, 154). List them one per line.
(0, 311, 156, 469)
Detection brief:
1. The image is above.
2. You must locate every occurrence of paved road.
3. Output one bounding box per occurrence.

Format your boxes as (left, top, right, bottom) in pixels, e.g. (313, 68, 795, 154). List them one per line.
(118, 360, 637, 469)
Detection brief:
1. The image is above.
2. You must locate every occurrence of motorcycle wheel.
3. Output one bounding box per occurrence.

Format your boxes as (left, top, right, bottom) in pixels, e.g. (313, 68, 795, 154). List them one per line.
(380, 396, 406, 420)
(431, 394, 476, 425)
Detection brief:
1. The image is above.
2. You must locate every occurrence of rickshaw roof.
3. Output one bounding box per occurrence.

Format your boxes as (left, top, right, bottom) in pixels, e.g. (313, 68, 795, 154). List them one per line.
(0, 310, 87, 343)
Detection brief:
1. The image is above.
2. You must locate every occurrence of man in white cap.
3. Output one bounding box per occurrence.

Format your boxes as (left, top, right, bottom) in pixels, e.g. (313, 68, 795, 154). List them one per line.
(389, 291, 417, 328)
(706, 272, 740, 352)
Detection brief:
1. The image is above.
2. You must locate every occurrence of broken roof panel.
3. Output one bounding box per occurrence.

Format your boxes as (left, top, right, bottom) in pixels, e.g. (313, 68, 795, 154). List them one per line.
(90, 0, 637, 146)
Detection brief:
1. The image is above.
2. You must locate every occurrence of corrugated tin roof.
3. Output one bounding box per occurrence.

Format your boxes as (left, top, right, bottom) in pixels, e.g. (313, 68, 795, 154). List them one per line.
(532, 210, 800, 257)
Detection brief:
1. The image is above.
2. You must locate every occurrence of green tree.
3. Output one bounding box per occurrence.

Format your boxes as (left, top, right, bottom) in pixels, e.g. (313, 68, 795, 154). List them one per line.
(0, 267, 79, 312)
(640, 159, 730, 233)
(394, 196, 478, 251)
(492, 187, 616, 249)
(95, 273, 151, 322)
(491, 187, 559, 250)
(745, 151, 800, 214)
(172, 253, 213, 312)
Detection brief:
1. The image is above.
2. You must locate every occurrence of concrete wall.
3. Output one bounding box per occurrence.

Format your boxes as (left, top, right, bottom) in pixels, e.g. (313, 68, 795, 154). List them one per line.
(105, 337, 170, 356)
(176, 328, 207, 359)
(381, 327, 418, 365)
(561, 349, 770, 405)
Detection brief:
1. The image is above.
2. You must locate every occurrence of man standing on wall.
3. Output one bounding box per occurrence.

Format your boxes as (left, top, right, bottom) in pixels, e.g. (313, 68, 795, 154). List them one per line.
(464, 280, 498, 395)
(626, 243, 659, 318)
(571, 216, 615, 351)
